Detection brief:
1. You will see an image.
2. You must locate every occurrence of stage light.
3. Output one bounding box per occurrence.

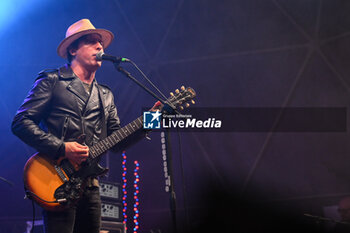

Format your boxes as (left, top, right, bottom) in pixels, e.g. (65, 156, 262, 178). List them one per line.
(133, 160, 140, 233)
(0, 0, 46, 33)
(122, 151, 128, 231)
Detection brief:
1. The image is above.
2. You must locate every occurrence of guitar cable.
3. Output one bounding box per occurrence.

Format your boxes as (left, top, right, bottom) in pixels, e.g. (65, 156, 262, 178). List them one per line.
(25, 190, 60, 203)
(26, 190, 62, 232)
(30, 199, 35, 233)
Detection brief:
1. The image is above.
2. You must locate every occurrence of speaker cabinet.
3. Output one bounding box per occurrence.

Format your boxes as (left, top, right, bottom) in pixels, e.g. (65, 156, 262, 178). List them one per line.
(100, 221, 126, 233)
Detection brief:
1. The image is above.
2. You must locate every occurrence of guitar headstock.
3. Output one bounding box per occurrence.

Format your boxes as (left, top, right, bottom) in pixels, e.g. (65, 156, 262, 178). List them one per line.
(167, 86, 196, 111)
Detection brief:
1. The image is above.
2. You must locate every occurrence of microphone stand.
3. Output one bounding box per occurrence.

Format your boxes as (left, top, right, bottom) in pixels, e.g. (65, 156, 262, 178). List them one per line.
(163, 129, 178, 233)
(112, 61, 179, 233)
(114, 63, 178, 114)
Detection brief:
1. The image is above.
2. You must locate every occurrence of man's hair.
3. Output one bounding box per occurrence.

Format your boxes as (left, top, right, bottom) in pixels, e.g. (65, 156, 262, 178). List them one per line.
(66, 35, 88, 64)
(66, 33, 102, 64)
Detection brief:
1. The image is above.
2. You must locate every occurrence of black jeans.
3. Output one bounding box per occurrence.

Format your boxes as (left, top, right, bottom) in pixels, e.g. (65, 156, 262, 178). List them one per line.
(42, 186, 101, 233)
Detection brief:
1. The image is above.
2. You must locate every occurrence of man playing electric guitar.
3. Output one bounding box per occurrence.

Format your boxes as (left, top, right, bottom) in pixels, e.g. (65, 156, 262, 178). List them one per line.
(11, 19, 155, 233)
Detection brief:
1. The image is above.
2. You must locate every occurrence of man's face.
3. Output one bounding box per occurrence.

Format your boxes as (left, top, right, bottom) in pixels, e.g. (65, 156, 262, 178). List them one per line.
(70, 33, 104, 69)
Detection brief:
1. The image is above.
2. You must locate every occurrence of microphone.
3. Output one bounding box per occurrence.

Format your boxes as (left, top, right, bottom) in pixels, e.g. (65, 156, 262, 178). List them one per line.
(96, 51, 130, 63)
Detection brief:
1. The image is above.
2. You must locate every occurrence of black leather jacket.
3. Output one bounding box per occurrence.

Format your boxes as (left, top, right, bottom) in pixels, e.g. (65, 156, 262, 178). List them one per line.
(11, 64, 121, 159)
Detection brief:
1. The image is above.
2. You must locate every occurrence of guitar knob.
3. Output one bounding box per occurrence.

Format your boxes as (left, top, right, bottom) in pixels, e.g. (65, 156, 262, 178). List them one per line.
(191, 100, 195, 104)
(179, 106, 184, 110)
(170, 92, 174, 96)
(185, 103, 190, 108)
(175, 89, 179, 94)
(181, 86, 185, 91)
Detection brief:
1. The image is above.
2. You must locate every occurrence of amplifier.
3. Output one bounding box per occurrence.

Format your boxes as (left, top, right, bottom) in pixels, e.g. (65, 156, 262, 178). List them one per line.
(99, 181, 121, 201)
(101, 201, 122, 221)
(101, 221, 126, 233)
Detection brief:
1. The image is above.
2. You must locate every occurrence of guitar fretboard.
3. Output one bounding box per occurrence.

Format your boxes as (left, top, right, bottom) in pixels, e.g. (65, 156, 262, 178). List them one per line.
(89, 115, 143, 158)
(86, 86, 194, 159)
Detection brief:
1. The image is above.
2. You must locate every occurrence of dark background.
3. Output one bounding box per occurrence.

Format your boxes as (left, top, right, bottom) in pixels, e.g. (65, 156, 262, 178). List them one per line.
(1, 0, 350, 232)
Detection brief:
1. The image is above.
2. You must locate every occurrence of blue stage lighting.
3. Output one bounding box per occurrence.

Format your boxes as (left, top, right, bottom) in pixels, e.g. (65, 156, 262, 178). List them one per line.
(0, 0, 45, 32)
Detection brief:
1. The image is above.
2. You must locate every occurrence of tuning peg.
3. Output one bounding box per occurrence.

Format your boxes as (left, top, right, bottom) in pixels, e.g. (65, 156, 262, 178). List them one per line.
(179, 106, 184, 111)
(175, 89, 180, 94)
(191, 100, 195, 104)
(181, 86, 185, 91)
(185, 103, 190, 108)
(170, 92, 174, 96)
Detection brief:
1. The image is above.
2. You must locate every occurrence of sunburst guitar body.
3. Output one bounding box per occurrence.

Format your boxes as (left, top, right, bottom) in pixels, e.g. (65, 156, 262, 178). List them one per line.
(24, 153, 69, 211)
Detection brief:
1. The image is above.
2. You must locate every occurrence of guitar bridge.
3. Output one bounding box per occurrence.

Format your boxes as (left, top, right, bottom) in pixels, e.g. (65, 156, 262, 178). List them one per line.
(54, 176, 84, 207)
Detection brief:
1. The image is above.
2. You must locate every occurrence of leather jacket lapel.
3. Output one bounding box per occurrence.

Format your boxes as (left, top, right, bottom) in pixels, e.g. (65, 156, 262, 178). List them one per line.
(96, 81, 107, 113)
(67, 78, 90, 104)
(58, 64, 89, 104)
(96, 81, 108, 139)
(83, 82, 99, 114)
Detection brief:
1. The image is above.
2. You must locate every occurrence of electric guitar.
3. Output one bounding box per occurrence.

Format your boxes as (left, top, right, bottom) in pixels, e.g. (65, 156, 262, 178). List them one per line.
(23, 86, 196, 211)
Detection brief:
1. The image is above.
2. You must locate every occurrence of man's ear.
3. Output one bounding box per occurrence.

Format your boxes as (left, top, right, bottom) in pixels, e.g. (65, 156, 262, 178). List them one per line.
(69, 48, 77, 57)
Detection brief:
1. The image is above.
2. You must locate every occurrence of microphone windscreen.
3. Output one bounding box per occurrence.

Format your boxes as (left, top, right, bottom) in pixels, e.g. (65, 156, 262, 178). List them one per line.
(96, 51, 104, 61)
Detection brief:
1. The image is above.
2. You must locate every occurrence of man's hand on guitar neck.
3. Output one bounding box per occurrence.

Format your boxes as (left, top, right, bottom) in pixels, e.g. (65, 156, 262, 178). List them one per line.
(62, 101, 162, 166)
(64, 142, 89, 165)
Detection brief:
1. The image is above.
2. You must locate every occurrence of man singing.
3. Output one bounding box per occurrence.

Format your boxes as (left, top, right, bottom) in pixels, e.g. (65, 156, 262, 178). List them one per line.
(12, 19, 149, 233)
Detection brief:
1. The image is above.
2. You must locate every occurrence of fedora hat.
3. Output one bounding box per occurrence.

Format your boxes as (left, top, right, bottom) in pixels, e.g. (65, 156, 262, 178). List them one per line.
(57, 19, 114, 58)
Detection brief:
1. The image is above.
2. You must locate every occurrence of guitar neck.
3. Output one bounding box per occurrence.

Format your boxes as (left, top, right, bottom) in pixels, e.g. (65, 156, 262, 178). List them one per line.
(89, 115, 143, 158)
(87, 86, 196, 159)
